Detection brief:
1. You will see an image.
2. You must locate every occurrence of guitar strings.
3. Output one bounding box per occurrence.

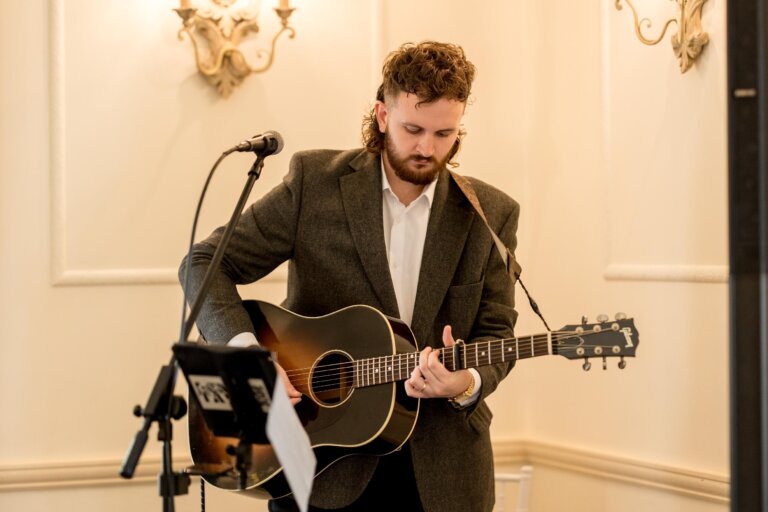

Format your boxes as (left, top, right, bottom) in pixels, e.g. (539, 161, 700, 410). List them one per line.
(297, 338, 614, 395)
(297, 338, 617, 394)
(282, 331, 607, 385)
(279, 330, 626, 393)
(282, 329, 595, 379)
(285, 341, 607, 392)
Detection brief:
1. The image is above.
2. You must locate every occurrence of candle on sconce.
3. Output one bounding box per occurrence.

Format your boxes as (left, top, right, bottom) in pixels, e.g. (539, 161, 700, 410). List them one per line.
(279, 0, 290, 9)
(180, 0, 191, 9)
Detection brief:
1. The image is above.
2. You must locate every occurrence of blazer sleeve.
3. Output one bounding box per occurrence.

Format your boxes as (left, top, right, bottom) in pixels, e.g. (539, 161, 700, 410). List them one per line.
(177, 154, 305, 343)
(466, 200, 520, 409)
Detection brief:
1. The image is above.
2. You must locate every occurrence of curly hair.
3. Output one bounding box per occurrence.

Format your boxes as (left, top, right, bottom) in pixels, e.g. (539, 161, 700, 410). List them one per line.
(362, 41, 476, 167)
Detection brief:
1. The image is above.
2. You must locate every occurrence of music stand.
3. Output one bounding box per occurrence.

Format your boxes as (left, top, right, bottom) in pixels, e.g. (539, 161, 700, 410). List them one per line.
(173, 343, 277, 488)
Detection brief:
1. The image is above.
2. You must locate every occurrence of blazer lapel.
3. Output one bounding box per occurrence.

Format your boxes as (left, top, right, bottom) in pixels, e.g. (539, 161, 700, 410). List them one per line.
(411, 171, 474, 346)
(339, 152, 400, 317)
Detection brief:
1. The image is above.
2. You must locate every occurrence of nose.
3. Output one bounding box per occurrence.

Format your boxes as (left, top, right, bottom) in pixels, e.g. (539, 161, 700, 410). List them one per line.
(416, 134, 435, 157)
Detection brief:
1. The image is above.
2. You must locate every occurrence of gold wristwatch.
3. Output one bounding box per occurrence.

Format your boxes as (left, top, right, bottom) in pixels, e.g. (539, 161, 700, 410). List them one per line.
(450, 372, 475, 404)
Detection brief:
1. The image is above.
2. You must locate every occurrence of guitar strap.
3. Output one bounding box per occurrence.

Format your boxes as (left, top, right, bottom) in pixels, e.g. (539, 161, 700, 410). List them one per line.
(449, 171, 523, 281)
(449, 171, 551, 331)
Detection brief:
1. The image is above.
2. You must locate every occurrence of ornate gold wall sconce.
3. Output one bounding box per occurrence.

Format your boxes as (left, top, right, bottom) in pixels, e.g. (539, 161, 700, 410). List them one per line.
(615, 0, 709, 73)
(174, 0, 296, 97)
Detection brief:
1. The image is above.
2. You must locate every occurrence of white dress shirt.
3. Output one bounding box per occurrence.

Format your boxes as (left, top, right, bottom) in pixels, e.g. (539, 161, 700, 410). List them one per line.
(381, 170, 435, 327)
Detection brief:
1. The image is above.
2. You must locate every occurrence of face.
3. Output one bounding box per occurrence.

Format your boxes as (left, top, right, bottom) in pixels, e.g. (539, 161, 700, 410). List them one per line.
(375, 92, 464, 186)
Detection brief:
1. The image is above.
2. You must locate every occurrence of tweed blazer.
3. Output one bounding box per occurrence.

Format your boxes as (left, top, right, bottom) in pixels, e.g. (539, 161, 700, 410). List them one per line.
(181, 148, 520, 511)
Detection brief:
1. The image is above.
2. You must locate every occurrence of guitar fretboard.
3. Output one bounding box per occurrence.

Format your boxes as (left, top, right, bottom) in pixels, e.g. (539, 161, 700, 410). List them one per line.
(352, 333, 554, 389)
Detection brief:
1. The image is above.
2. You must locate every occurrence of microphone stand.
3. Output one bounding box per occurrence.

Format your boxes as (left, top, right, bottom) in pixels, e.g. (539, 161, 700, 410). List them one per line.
(120, 153, 268, 512)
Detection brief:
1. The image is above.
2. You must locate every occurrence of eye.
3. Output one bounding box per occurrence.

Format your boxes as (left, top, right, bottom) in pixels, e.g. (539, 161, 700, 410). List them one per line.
(436, 131, 454, 138)
(404, 125, 421, 134)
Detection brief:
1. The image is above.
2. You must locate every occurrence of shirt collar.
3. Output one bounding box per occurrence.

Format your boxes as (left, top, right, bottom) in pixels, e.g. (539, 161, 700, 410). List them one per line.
(380, 159, 438, 207)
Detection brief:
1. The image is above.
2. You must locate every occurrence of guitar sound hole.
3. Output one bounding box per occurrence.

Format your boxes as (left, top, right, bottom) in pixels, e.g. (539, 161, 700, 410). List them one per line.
(311, 351, 353, 407)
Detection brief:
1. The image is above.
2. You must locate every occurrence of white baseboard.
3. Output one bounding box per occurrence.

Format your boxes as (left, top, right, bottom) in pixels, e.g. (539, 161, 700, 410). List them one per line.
(493, 439, 729, 504)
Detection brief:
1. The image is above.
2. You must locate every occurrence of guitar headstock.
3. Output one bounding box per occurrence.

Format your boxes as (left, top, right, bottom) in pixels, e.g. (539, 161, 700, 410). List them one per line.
(554, 313, 639, 370)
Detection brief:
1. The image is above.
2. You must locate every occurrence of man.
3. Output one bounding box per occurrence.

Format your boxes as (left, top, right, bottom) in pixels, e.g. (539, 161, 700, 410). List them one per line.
(180, 41, 519, 511)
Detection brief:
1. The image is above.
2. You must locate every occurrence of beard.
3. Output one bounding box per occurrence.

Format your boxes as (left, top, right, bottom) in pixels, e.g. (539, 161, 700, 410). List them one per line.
(384, 130, 450, 186)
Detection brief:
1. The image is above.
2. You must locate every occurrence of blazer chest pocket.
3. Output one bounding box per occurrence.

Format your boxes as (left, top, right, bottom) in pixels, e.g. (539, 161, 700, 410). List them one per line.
(447, 280, 483, 300)
(446, 281, 483, 335)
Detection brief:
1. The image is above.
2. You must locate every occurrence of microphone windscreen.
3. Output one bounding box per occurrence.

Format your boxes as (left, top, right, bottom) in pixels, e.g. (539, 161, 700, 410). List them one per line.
(266, 131, 284, 155)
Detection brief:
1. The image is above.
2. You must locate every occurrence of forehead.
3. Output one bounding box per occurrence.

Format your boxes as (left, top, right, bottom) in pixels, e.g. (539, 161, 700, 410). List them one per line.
(387, 92, 465, 128)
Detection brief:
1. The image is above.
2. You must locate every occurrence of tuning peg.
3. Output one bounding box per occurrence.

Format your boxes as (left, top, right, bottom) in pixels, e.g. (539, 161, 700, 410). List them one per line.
(581, 316, 589, 325)
(596, 314, 609, 323)
(582, 358, 591, 371)
(602, 357, 607, 370)
(615, 312, 627, 321)
(618, 357, 627, 370)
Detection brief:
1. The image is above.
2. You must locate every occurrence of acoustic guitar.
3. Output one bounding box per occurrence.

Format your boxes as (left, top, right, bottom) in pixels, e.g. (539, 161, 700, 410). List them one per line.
(186, 300, 639, 499)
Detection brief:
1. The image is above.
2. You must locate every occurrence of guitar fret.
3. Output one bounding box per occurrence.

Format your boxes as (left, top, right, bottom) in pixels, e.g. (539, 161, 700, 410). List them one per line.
(487, 340, 491, 365)
(530, 335, 535, 358)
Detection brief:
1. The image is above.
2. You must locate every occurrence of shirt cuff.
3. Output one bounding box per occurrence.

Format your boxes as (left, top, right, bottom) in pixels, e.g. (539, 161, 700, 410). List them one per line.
(228, 331, 259, 347)
(454, 368, 482, 406)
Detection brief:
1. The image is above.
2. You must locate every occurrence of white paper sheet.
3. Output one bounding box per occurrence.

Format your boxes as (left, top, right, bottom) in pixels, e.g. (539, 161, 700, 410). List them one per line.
(266, 377, 316, 512)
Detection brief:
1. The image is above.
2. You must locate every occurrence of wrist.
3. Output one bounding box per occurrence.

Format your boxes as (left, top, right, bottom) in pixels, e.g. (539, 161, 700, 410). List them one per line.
(449, 371, 475, 403)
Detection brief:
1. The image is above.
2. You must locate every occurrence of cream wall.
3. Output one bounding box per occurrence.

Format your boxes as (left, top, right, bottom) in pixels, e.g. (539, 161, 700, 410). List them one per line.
(0, 1, 729, 511)
(501, 0, 729, 509)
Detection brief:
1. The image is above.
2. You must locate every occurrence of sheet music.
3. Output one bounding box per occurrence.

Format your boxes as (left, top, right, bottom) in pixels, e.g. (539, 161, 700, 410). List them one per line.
(266, 377, 316, 512)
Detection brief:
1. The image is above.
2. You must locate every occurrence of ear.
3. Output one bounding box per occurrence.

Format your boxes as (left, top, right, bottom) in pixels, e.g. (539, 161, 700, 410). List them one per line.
(374, 100, 388, 133)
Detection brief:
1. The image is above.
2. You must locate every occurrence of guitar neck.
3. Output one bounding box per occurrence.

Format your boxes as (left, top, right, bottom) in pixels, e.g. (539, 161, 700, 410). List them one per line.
(352, 333, 553, 389)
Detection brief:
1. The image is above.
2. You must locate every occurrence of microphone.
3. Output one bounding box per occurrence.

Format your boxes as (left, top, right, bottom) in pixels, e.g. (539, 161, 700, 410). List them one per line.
(229, 131, 284, 156)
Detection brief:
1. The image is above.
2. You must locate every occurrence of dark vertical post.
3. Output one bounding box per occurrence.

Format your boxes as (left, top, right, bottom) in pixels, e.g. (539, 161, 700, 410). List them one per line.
(728, 0, 768, 510)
